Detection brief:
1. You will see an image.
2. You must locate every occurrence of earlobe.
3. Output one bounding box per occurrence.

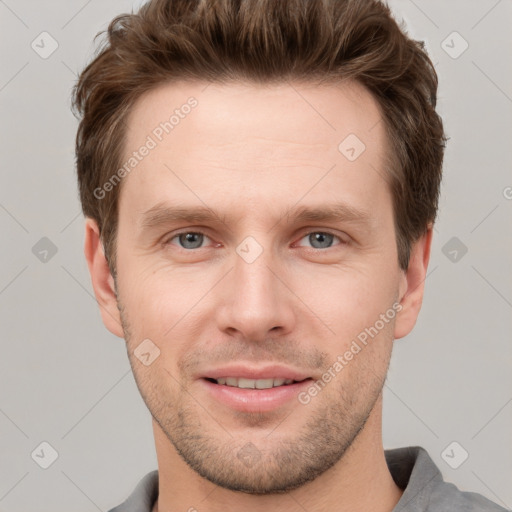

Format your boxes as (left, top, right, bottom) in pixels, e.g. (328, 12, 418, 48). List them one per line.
(394, 226, 433, 340)
(84, 218, 124, 338)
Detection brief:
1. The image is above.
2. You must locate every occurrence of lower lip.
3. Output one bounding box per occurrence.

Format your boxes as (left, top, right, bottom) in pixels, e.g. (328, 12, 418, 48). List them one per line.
(200, 378, 313, 413)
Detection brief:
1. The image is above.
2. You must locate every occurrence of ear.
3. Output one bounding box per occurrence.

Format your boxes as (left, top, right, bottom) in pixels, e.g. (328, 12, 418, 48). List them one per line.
(394, 225, 433, 340)
(84, 218, 124, 338)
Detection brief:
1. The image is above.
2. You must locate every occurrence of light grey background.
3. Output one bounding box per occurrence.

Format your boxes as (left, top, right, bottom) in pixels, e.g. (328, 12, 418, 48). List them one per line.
(0, 0, 511, 510)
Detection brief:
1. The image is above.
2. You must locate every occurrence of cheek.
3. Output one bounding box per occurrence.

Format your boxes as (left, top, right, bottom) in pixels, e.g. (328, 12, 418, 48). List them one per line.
(118, 266, 210, 359)
(297, 264, 399, 339)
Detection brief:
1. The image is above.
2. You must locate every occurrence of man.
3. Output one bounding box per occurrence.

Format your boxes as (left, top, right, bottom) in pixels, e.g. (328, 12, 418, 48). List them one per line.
(72, 0, 507, 511)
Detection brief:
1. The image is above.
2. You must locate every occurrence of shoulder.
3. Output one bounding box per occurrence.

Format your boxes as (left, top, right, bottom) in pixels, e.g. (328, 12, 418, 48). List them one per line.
(385, 446, 509, 512)
(107, 470, 159, 512)
(426, 479, 509, 511)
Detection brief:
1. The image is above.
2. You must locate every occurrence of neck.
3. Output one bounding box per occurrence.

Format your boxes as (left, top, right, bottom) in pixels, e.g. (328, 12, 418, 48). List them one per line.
(151, 395, 402, 512)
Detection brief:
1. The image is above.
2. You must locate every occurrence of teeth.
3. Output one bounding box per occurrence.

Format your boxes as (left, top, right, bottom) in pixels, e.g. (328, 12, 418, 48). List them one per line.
(256, 378, 277, 389)
(214, 377, 297, 389)
(239, 377, 263, 389)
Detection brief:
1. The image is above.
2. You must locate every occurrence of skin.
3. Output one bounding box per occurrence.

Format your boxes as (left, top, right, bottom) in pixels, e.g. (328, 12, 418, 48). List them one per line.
(85, 80, 432, 512)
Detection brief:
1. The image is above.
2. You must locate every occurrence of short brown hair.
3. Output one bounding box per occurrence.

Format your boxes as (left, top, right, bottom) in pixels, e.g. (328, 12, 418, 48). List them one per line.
(73, 0, 446, 275)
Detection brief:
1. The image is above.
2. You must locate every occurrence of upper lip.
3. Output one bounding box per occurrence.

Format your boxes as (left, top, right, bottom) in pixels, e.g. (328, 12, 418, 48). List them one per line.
(200, 364, 312, 381)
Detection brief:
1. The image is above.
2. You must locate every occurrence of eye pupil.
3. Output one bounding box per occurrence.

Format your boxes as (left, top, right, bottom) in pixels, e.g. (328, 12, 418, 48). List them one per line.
(172, 231, 339, 251)
(179, 232, 203, 249)
(309, 232, 334, 249)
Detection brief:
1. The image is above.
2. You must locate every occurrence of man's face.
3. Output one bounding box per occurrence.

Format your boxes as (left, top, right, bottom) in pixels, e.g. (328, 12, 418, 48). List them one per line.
(108, 80, 410, 493)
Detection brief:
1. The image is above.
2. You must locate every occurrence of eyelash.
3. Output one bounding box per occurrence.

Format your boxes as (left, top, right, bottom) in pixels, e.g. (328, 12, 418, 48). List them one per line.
(164, 230, 347, 251)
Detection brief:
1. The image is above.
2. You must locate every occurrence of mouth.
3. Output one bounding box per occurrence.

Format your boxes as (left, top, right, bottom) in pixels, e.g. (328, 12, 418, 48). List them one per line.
(200, 371, 314, 413)
(204, 376, 310, 389)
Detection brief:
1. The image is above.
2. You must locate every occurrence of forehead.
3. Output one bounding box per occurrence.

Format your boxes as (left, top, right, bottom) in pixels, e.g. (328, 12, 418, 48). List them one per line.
(125, 79, 384, 150)
(118, 79, 390, 222)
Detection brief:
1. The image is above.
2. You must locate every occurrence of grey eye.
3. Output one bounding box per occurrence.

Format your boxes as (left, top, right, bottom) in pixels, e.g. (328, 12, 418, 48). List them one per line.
(176, 232, 205, 249)
(306, 232, 336, 249)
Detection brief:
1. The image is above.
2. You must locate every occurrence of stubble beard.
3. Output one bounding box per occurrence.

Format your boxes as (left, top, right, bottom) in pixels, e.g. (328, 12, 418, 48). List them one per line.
(118, 298, 389, 494)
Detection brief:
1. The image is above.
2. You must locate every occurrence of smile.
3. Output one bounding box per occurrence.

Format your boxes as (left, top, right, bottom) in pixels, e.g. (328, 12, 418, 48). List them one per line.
(206, 377, 307, 389)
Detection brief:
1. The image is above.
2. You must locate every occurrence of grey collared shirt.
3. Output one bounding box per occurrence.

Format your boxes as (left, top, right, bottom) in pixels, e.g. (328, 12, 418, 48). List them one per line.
(108, 446, 509, 511)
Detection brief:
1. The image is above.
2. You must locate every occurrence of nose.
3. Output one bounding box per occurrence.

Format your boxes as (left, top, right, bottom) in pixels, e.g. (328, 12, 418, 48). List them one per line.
(215, 241, 296, 342)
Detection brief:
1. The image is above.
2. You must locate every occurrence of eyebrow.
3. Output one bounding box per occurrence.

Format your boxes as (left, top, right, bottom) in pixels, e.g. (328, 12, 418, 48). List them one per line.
(289, 203, 372, 224)
(139, 201, 373, 232)
(140, 204, 228, 230)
